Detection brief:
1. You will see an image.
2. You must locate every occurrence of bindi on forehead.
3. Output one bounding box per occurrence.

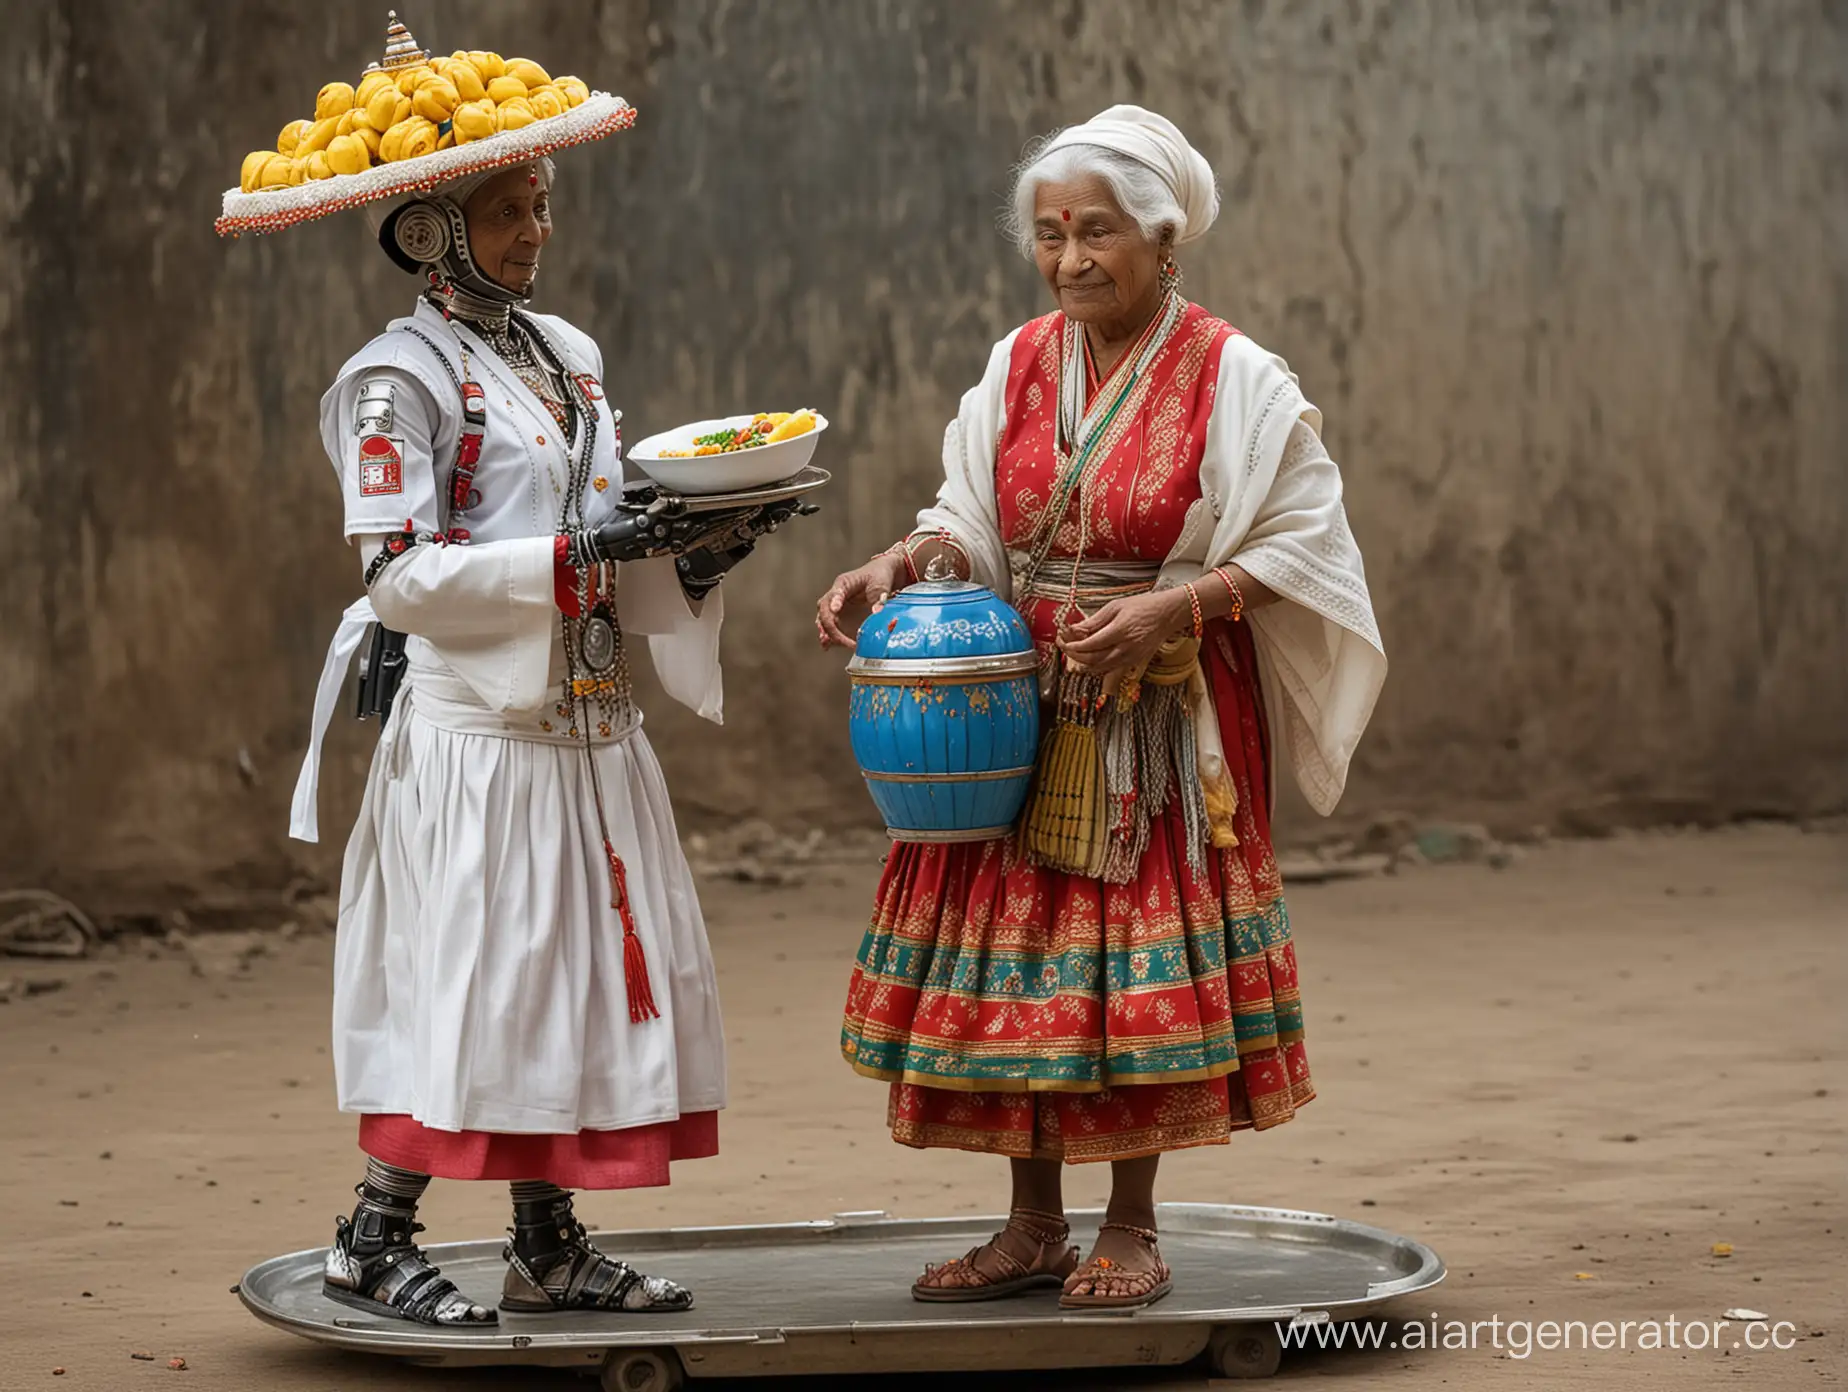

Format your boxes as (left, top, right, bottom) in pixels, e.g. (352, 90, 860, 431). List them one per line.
(1061, 209, 1071, 221)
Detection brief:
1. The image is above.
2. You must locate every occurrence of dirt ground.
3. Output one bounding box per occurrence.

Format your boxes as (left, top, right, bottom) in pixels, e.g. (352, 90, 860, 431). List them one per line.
(0, 824, 1842, 1391)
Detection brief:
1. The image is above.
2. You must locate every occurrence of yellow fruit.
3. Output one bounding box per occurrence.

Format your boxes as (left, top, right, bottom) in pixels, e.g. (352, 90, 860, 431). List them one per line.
(446, 61, 486, 102)
(306, 150, 334, 180)
(314, 81, 355, 120)
(240, 149, 275, 193)
(412, 75, 460, 122)
(495, 98, 537, 131)
(505, 58, 552, 89)
(354, 124, 382, 157)
(257, 153, 293, 189)
(381, 115, 440, 163)
(289, 156, 309, 185)
(394, 64, 434, 95)
(326, 133, 371, 176)
(335, 110, 357, 137)
(437, 130, 456, 150)
(528, 85, 566, 120)
(451, 99, 496, 143)
(766, 411, 818, 444)
(276, 118, 311, 157)
(297, 117, 339, 155)
(487, 75, 527, 105)
(468, 50, 506, 81)
(355, 70, 394, 107)
(554, 76, 590, 107)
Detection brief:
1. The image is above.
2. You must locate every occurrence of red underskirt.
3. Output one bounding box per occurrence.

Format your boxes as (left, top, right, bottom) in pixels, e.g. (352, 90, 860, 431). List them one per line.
(358, 1112, 719, 1190)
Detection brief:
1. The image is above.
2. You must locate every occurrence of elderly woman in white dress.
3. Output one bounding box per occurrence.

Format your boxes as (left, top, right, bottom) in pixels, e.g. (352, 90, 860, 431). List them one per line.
(819, 107, 1385, 1309)
(289, 153, 800, 1325)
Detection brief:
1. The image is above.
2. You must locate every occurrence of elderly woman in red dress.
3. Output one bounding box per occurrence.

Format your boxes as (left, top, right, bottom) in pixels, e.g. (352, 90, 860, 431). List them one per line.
(816, 106, 1385, 1309)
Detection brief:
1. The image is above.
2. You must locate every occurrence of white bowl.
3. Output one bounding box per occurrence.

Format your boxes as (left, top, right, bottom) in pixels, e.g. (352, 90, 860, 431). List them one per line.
(628, 413, 829, 494)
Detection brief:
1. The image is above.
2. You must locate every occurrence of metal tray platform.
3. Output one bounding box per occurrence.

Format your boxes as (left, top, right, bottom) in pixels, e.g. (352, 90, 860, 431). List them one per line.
(239, 1203, 1443, 1386)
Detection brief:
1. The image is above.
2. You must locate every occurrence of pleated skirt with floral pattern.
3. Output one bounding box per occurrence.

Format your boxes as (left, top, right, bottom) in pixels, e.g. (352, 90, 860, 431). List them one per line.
(841, 615, 1312, 1163)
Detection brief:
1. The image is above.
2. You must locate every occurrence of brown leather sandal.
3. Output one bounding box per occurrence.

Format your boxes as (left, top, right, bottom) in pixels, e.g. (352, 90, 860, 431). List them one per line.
(911, 1208, 1080, 1303)
(1059, 1221, 1173, 1310)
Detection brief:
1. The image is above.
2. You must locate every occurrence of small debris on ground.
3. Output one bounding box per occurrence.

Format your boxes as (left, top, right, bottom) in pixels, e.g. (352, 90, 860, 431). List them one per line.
(167, 1356, 188, 1370)
(1724, 1308, 1769, 1321)
(1712, 1243, 1734, 1257)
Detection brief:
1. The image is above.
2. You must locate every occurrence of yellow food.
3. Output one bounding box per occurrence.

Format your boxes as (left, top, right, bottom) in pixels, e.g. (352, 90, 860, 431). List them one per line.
(451, 99, 496, 143)
(296, 116, 339, 156)
(528, 85, 567, 120)
(334, 110, 358, 138)
(555, 76, 590, 107)
(240, 149, 276, 193)
(315, 81, 355, 120)
(505, 57, 552, 89)
(495, 99, 537, 132)
(486, 74, 528, 105)
(468, 50, 506, 82)
(353, 123, 383, 157)
(394, 63, 434, 95)
(256, 153, 294, 189)
(445, 61, 486, 102)
(766, 410, 818, 443)
(354, 70, 395, 108)
(326, 133, 371, 176)
(380, 115, 439, 163)
(365, 84, 408, 132)
(276, 118, 310, 157)
(411, 75, 460, 122)
(305, 150, 335, 181)
(656, 412, 821, 457)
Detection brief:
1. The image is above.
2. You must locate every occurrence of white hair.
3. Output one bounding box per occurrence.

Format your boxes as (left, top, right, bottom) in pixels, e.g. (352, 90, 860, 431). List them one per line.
(1002, 139, 1186, 259)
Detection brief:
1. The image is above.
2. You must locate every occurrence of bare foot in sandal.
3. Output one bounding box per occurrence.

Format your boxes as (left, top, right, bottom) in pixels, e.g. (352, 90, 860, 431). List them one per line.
(1060, 1221, 1173, 1309)
(912, 1208, 1079, 1302)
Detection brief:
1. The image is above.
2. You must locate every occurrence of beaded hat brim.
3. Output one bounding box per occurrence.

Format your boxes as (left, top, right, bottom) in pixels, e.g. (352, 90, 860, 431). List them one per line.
(215, 92, 634, 239)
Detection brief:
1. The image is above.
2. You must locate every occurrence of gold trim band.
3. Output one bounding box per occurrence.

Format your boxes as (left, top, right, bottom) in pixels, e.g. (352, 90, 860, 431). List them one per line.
(863, 766, 1034, 785)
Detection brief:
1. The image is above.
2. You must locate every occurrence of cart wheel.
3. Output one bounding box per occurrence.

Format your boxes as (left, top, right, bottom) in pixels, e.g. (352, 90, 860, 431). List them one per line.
(601, 1348, 684, 1392)
(1209, 1322, 1283, 1379)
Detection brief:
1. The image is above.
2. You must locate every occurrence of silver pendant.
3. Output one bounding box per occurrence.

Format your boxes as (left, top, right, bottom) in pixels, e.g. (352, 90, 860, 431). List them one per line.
(581, 611, 618, 674)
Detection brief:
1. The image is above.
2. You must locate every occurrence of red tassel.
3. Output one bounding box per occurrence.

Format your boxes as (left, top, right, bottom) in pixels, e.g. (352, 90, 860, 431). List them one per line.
(604, 838, 660, 1023)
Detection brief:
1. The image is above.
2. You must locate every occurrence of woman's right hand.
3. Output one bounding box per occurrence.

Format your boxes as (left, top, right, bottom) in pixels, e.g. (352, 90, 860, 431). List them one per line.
(816, 552, 911, 649)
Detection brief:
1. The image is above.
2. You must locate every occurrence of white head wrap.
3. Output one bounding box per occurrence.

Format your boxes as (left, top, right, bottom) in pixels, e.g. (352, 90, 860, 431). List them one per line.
(1038, 105, 1219, 245)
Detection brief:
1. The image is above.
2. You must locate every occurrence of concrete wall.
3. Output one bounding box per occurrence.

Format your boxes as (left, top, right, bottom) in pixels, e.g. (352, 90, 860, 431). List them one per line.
(1, 0, 1842, 909)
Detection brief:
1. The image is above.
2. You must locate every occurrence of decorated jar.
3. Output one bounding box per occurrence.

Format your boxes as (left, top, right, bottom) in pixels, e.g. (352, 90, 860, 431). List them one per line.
(846, 577, 1040, 842)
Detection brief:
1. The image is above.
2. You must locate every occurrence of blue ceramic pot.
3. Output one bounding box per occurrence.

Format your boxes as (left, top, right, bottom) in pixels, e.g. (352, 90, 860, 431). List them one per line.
(846, 578, 1040, 842)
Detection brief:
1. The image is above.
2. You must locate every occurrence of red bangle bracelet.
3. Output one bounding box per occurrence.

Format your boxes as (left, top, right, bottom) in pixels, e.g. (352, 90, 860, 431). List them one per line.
(1184, 582, 1204, 639)
(1212, 566, 1245, 623)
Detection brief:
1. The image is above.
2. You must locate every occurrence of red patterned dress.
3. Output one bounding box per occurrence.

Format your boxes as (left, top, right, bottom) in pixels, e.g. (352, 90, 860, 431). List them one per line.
(841, 303, 1313, 1162)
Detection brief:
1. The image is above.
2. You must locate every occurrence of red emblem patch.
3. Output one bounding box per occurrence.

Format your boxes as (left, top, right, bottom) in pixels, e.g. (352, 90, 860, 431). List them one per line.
(358, 435, 404, 496)
(575, 374, 604, 402)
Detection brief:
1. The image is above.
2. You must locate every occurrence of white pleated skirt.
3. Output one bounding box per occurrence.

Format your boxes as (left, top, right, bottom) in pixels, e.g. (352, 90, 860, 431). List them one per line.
(331, 671, 727, 1136)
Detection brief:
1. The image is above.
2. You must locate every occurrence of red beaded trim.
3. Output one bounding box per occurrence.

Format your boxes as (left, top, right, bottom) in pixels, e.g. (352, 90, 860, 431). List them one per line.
(1184, 582, 1204, 639)
(214, 102, 637, 240)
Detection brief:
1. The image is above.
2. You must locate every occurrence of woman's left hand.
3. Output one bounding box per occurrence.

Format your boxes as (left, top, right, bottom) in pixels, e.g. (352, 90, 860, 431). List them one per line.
(1057, 590, 1189, 678)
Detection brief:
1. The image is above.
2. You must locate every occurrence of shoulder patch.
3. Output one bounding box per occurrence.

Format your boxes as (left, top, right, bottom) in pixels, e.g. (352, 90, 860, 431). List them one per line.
(357, 435, 405, 496)
(355, 379, 397, 436)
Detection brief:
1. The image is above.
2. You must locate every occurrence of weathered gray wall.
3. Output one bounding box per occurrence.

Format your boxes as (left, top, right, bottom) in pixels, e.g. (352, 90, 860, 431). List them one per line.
(1, 0, 1842, 909)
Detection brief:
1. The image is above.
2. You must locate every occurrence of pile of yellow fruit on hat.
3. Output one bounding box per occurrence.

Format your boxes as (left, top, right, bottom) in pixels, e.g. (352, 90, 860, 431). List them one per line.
(239, 49, 591, 193)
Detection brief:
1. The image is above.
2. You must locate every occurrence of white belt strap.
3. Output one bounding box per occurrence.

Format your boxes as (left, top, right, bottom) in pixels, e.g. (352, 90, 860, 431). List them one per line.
(289, 597, 378, 844)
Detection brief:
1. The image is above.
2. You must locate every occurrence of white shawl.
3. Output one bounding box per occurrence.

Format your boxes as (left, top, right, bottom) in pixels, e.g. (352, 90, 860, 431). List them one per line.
(916, 326, 1385, 815)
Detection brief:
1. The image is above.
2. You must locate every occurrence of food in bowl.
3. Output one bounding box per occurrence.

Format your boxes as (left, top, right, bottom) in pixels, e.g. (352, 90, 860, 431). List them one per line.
(658, 410, 818, 457)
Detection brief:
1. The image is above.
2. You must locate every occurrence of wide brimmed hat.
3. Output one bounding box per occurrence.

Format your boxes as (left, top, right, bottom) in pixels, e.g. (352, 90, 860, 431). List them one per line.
(216, 10, 634, 239)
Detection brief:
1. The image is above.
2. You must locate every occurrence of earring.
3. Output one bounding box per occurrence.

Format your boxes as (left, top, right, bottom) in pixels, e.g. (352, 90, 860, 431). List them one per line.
(1160, 258, 1183, 291)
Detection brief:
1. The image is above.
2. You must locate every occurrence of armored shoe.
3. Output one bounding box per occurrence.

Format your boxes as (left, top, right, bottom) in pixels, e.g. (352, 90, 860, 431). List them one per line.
(500, 1197, 693, 1314)
(322, 1197, 496, 1326)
